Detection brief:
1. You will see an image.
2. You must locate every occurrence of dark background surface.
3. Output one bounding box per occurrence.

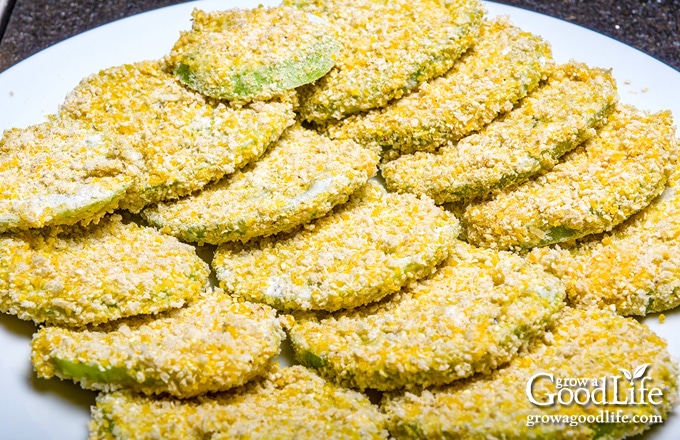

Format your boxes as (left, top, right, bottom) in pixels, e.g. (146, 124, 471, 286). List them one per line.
(0, 0, 678, 73)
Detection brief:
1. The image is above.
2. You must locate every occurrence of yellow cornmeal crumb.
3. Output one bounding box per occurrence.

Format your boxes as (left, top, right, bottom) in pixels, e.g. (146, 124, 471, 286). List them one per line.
(1, 5, 676, 439)
(382, 62, 617, 203)
(464, 104, 677, 250)
(31, 288, 283, 398)
(660, 314, 667, 323)
(0, 214, 209, 327)
(287, 241, 565, 391)
(286, 0, 484, 122)
(142, 125, 378, 244)
(528, 163, 680, 316)
(89, 365, 388, 440)
(0, 118, 135, 232)
(59, 59, 295, 212)
(383, 307, 679, 439)
(213, 181, 459, 312)
(329, 17, 554, 155)
(169, 7, 339, 102)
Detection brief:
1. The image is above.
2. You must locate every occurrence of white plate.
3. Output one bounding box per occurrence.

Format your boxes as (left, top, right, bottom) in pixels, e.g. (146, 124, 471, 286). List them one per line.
(0, 1, 679, 439)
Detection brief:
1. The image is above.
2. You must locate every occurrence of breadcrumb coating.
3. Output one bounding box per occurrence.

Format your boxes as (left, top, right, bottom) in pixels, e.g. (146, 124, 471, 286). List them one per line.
(286, 0, 484, 122)
(31, 288, 283, 398)
(464, 104, 677, 250)
(142, 125, 378, 244)
(170, 7, 339, 102)
(382, 61, 617, 203)
(213, 181, 458, 312)
(528, 162, 680, 316)
(2, 5, 677, 438)
(288, 241, 565, 391)
(0, 214, 209, 327)
(383, 307, 679, 439)
(330, 17, 554, 155)
(59, 59, 295, 212)
(0, 118, 135, 232)
(89, 365, 388, 440)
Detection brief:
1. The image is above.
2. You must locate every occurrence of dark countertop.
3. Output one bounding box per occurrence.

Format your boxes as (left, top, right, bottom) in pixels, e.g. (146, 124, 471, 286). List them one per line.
(0, 0, 678, 74)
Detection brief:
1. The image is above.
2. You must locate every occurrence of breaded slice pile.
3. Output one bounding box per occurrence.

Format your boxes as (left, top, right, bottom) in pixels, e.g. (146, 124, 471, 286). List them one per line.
(0, 3, 678, 439)
(142, 125, 378, 244)
(0, 214, 209, 327)
(286, 0, 484, 122)
(330, 17, 554, 155)
(287, 241, 565, 391)
(529, 162, 680, 316)
(383, 307, 679, 439)
(59, 59, 295, 212)
(89, 365, 388, 440)
(213, 181, 458, 312)
(464, 104, 677, 250)
(31, 288, 283, 398)
(382, 61, 617, 203)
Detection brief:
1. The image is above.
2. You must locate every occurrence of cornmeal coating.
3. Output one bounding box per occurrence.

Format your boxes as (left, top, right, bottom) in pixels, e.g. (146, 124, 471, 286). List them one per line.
(31, 289, 283, 398)
(142, 125, 378, 244)
(287, 241, 565, 391)
(89, 365, 388, 440)
(0, 214, 209, 327)
(383, 307, 679, 439)
(170, 7, 339, 102)
(286, 0, 484, 122)
(0, 118, 135, 232)
(213, 181, 458, 312)
(330, 17, 554, 155)
(528, 163, 680, 316)
(382, 62, 617, 203)
(463, 105, 677, 250)
(60, 59, 295, 212)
